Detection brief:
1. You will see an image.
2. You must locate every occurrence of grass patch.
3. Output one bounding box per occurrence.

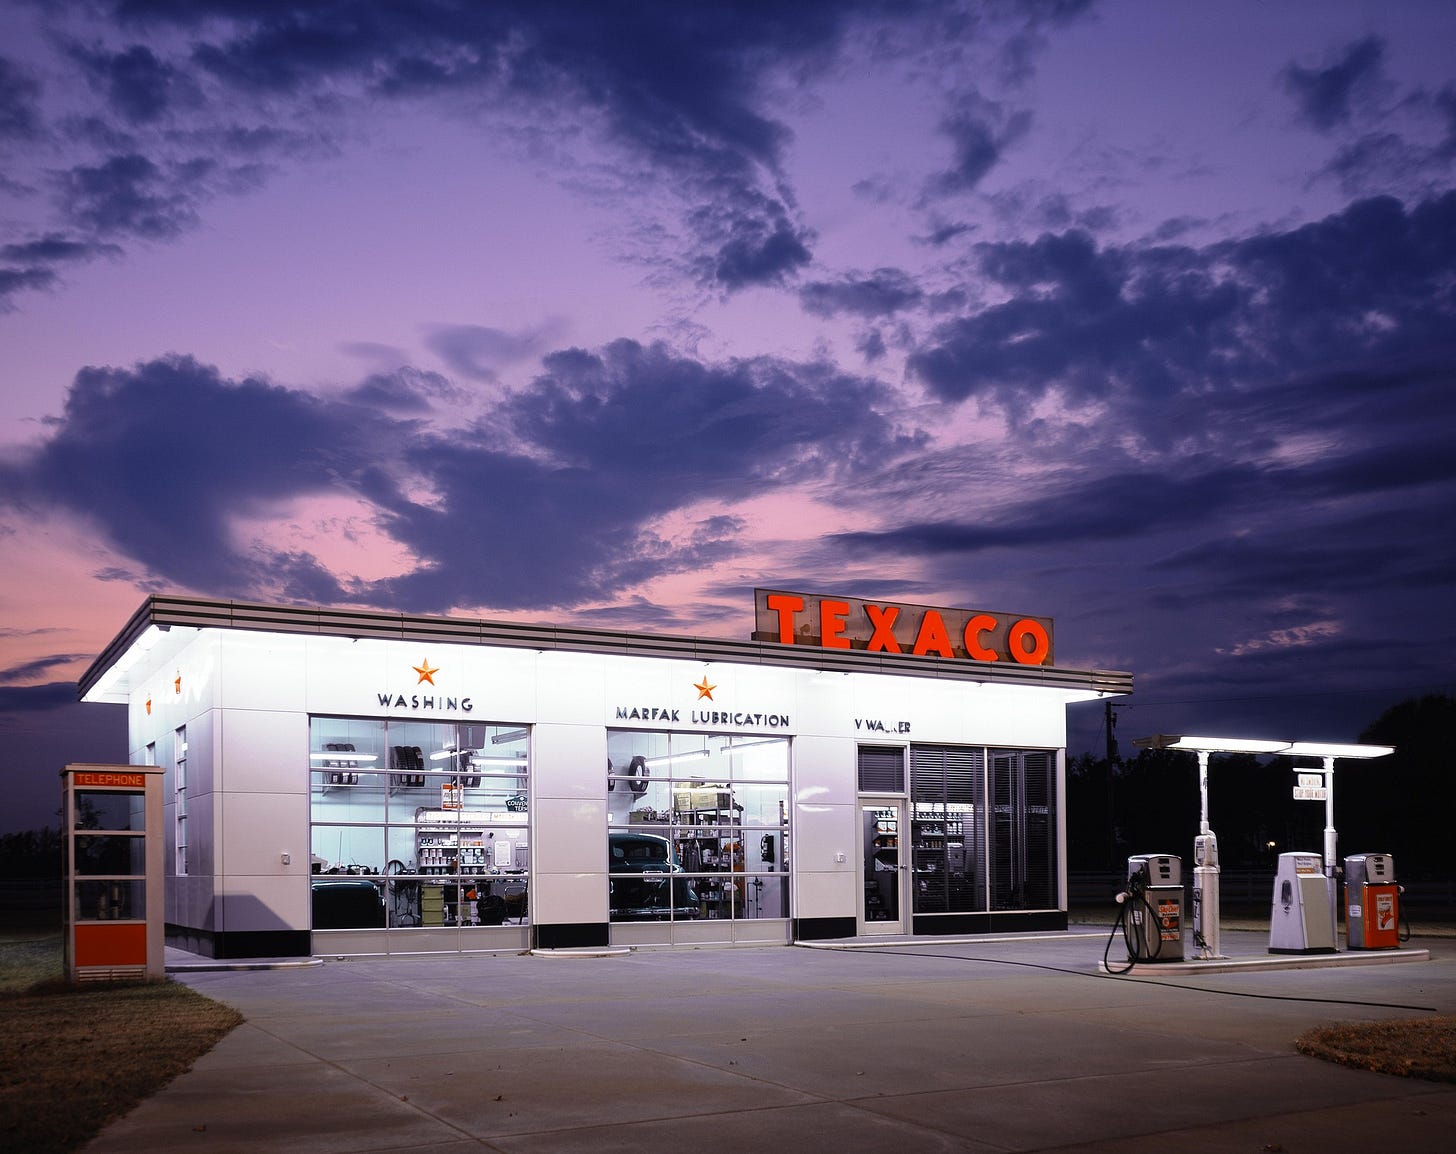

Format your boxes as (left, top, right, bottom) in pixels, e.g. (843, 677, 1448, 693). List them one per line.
(0, 934, 66, 993)
(0, 933, 242, 1154)
(1297, 1016, 1456, 1082)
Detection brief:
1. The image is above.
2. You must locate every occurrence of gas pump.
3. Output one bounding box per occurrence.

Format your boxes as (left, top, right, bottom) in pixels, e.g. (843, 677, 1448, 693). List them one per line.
(1269, 852, 1337, 954)
(1117, 854, 1184, 963)
(1345, 853, 1404, 950)
(1191, 832, 1218, 958)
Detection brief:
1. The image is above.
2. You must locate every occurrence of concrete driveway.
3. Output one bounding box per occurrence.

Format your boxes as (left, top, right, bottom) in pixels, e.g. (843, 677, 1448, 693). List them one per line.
(86, 929, 1456, 1153)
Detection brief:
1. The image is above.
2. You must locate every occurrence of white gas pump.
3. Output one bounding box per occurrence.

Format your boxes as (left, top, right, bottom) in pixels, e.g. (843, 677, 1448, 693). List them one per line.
(1269, 851, 1338, 954)
(1345, 853, 1403, 950)
(1189, 831, 1220, 958)
(1119, 854, 1184, 963)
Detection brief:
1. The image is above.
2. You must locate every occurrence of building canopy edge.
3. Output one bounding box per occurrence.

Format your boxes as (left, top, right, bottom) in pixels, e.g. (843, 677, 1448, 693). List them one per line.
(78, 595, 1133, 702)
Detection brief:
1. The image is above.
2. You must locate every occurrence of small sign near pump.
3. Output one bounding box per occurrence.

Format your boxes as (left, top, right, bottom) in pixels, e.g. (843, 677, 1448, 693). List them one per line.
(1293, 770, 1327, 801)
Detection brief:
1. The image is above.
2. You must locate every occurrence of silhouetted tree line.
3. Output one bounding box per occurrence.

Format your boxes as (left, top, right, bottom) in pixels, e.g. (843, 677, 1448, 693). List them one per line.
(0, 825, 62, 879)
(1069, 695, 1456, 877)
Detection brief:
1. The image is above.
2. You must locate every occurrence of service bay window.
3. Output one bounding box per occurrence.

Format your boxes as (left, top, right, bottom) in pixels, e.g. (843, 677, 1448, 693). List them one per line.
(607, 730, 790, 922)
(308, 718, 530, 930)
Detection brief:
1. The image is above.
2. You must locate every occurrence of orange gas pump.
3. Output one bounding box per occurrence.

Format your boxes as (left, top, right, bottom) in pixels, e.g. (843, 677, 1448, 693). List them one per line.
(1344, 853, 1402, 950)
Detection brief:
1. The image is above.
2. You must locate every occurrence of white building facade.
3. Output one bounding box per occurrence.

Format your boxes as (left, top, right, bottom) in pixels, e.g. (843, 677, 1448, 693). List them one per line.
(79, 594, 1132, 958)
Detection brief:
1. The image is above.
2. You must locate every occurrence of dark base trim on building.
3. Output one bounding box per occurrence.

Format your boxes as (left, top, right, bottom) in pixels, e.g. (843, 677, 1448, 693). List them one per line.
(793, 916, 857, 941)
(912, 910, 1067, 936)
(534, 921, 609, 949)
(168, 924, 312, 959)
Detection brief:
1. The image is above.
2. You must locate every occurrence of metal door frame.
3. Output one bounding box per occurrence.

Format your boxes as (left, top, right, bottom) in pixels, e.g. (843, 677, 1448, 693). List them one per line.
(858, 797, 907, 935)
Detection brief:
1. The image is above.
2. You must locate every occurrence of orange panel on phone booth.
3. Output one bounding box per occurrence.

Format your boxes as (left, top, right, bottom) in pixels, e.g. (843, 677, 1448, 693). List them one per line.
(74, 922, 148, 967)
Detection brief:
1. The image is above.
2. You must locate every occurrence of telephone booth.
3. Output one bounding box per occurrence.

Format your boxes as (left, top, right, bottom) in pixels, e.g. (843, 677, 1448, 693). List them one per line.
(61, 764, 165, 981)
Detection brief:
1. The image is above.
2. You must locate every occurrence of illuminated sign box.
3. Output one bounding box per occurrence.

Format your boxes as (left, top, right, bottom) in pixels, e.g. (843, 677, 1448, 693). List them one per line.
(753, 588, 1054, 666)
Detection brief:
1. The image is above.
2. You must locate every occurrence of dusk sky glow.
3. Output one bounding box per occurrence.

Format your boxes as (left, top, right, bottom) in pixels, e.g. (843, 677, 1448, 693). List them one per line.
(2, 1, 1455, 833)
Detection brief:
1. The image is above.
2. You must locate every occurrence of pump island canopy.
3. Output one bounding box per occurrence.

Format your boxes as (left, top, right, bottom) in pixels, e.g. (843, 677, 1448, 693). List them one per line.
(1132, 736, 1394, 759)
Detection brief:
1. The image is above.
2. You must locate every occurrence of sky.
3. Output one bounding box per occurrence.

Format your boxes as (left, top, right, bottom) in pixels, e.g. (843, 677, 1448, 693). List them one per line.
(2, 0, 1455, 834)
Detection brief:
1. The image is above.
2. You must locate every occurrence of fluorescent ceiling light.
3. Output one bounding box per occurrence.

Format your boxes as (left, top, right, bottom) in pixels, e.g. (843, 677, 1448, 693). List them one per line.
(490, 728, 529, 744)
(719, 738, 787, 754)
(643, 749, 712, 768)
(81, 623, 169, 702)
(1134, 735, 1395, 759)
(310, 752, 378, 762)
(1280, 742, 1393, 760)
(430, 747, 527, 766)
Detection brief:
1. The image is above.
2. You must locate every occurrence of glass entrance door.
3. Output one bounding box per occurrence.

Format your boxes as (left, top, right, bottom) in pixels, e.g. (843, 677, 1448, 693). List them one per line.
(860, 801, 905, 934)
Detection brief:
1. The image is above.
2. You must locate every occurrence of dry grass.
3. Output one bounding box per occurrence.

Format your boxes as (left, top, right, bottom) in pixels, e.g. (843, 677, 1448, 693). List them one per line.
(1297, 1016, 1456, 1082)
(0, 934, 242, 1154)
(0, 933, 63, 993)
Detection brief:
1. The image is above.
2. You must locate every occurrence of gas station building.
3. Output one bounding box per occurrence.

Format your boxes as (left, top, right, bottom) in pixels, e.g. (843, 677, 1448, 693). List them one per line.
(76, 591, 1132, 959)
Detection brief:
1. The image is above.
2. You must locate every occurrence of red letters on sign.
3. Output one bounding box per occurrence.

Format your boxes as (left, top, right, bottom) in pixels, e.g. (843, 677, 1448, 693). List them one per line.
(963, 614, 998, 661)
(864, 604, 901, 653)
(1009, 619, 1050, 665)
(820, 599, 852, 649)
(912, 611, 954, 658)
(765, 593, 804, 643)
(755, 589, 1053, 667)
(74, 771, 146, 787)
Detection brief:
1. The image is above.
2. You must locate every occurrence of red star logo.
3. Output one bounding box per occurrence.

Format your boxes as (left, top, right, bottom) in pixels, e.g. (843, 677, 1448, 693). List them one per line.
(413, 660, 439, 685)
(694, 677, 716, 700)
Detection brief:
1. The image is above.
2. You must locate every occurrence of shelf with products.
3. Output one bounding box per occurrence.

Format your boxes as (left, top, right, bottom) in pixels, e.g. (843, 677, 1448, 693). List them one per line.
(413, 810, 529, 877)
(672, 797, 753, 918)
(911, 815, 963, 842)
(314, 771, 380, 793)
(414, 828, 489, 875)
(911, 816, 965, 874)
(911, 815, 966, 864)
(871, 815, 899, 874)
(312, 743, 384, 791)
(672, 801, 742, 869)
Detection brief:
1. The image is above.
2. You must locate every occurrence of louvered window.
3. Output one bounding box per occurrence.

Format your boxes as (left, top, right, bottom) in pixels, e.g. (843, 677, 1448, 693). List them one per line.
(909, 745, 985, 913)
(990, 749, 1057, 911)
(857, 745, 905, 793)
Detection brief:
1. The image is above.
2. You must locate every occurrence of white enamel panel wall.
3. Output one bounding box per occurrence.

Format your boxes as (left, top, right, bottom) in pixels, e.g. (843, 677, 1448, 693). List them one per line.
(217, 707, 308, 795)
(532, 722, 609, 925)
(216, 717, 310, 931)
(117, 617, 1078, 949)
(791, 736, 857, 920)
(217, 632, 307, 711)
